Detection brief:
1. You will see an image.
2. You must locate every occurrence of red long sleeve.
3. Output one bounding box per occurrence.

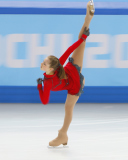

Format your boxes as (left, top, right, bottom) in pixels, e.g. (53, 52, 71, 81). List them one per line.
(37, 81, 52, 105)
(59, 34, 87, 65)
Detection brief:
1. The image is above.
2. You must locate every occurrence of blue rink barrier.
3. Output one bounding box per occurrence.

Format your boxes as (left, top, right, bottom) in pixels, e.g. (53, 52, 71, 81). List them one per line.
(0, 8, 128, 15)
(0, 86, 128, 103)
(1, 2, 128, 15)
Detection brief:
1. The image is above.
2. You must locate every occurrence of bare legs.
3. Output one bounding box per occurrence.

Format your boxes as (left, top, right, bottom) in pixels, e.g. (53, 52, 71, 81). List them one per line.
(49, 93, 79, 146)
(78, 1, 94, 39)
(59, 94, 79, 133)
(60, 1, 95, 133)
(49, 1, 94, 147)
(71, 1, 94, 72)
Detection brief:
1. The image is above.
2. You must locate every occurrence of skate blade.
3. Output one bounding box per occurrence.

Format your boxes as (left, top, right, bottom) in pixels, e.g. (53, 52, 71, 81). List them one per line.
(47, 144, 69, 149)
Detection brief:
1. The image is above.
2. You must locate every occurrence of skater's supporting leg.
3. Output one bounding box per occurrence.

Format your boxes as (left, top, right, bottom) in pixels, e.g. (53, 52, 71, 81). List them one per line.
(59, 93, 79, 133)
(49, 93, 79, 146)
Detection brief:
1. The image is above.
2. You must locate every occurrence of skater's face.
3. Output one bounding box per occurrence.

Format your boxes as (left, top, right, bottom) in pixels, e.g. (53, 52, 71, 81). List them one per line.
(40, 57, 54, 73)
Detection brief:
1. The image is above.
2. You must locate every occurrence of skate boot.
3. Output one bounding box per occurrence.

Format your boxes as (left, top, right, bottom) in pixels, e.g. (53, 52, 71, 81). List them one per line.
(49, 131, 68, 147)
(89, 0, 95, 16)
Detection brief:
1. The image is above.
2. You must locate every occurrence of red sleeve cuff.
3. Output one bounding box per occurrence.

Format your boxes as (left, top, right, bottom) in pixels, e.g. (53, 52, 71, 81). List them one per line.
(37, 84, 42, 90)
(81, 34, 87, 41)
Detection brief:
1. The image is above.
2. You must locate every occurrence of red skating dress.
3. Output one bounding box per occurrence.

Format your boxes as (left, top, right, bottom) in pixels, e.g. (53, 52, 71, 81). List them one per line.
(37, 34, 87, 105)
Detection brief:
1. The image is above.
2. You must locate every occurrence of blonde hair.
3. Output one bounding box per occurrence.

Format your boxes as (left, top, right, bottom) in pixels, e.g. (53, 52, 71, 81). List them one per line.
(48, 55, 67, 80)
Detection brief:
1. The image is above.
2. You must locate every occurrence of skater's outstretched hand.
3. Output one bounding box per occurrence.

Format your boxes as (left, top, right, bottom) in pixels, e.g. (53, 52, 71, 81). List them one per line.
(83, 27, 90, 36)
(37, 78, 43, 84)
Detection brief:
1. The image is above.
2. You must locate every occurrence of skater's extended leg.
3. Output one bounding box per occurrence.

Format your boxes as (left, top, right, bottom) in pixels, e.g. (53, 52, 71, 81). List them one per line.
(71, 1, 94, 72)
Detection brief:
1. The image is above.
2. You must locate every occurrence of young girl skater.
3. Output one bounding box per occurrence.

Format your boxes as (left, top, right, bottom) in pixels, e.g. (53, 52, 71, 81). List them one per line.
(37, 1, 95, 147)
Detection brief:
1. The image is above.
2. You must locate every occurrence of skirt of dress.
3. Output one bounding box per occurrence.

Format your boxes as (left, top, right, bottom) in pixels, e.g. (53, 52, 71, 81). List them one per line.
(64, 57, 85, 97)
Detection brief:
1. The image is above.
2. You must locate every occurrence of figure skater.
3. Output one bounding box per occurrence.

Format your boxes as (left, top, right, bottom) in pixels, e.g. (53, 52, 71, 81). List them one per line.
(37, 1, 95, 147)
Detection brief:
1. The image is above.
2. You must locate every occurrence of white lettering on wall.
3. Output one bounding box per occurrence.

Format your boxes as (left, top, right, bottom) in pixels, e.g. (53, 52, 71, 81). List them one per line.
(85, 34, 109, 68)
(115, 34, 128, 68)
(0, 33, 127, 68)
(61, 34, 72, 66)
(29, 34, 55, 68)
(6, 34, 29, 68)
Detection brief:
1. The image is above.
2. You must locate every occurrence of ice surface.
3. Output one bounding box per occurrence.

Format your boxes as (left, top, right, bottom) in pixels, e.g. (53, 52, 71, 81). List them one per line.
(0, 103, 128, 160)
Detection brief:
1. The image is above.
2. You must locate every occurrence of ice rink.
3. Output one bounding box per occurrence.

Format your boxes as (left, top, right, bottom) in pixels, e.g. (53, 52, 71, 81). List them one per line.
(0, 103, 128, 160)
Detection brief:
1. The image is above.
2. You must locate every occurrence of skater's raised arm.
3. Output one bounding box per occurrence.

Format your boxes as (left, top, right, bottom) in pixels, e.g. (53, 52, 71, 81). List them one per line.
(59, 33, 88, 66)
